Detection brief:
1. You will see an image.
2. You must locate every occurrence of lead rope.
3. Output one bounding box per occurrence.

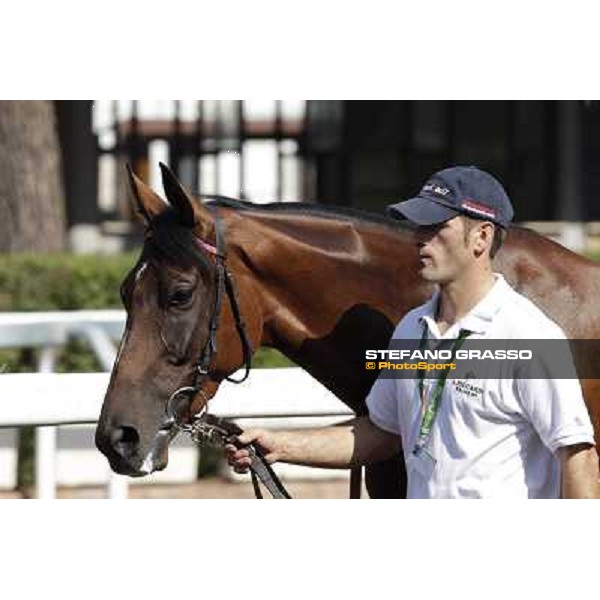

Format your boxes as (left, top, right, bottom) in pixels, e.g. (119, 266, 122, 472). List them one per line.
(182, 412, 292, 499)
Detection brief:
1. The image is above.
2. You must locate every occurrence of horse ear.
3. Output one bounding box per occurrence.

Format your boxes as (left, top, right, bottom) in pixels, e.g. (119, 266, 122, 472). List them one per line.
(159, 163, 212, 237)
(126, 164, 167, 225)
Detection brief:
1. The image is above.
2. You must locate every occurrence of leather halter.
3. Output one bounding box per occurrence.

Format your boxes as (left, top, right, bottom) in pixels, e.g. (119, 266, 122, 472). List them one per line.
(159, 208, 292, 499)
(164, 208, 253, 424)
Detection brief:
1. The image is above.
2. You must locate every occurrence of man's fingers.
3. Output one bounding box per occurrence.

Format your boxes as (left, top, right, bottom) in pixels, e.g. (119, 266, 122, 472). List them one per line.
(225, 446, 250, 460)
(223, 429, 275, 472)
(231, 456, 252, 474)
(225, 444, 253, 470)
(229, 462, 251, 473)
(235, 431, 260, 445)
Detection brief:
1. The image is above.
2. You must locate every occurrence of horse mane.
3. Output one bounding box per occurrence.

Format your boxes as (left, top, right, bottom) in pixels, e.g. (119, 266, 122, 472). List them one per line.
(202, 196, 547, 246)
(145, 198, 419, 269)
(148, 196, 548, 269)
(203, 195, 412, 233)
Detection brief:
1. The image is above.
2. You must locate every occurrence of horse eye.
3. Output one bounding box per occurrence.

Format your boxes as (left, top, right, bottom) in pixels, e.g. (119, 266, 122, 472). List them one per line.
(168, 288, 194, 307)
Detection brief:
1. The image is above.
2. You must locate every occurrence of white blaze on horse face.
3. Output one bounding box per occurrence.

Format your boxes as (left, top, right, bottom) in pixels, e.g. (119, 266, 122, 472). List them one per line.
(139, 453, 155, 475)
(113, 326, 130, 372)
(139, 429, 171, 475)
(113, 261, 148, 369)
(134, 261, 148, 284)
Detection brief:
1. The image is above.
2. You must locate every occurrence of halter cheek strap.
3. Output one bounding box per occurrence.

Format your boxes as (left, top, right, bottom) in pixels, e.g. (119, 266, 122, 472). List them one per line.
(194, 213, 253, 387)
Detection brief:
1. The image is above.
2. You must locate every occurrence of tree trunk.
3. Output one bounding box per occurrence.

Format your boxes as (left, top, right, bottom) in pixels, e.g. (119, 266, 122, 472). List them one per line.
(0, 101, 66, 252)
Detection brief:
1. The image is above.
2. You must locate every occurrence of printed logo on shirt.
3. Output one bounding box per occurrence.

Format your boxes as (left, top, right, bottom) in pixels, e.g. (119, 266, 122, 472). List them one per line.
(452, 379, 484, 399)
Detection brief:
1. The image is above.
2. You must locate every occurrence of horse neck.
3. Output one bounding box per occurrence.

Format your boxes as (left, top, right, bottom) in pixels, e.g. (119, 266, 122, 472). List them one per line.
(496, 227, 600, 337)
(226, 208, 427, 354)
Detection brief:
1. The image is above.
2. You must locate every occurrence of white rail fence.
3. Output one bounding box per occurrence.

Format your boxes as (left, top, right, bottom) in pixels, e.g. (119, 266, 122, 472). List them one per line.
(0, 311, 354, 499)
(0, 311, 127, 498)
(0, 370, 354, 499)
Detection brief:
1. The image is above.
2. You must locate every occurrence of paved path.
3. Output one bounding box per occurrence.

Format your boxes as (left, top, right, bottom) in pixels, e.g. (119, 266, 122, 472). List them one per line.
(0, 476, 368, 499)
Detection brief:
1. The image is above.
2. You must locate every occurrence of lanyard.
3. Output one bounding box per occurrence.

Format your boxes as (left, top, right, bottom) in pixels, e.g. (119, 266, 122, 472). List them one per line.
(413, 326, 471, 453)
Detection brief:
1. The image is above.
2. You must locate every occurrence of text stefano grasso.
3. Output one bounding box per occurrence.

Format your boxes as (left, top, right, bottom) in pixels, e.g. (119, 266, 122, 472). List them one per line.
(365, 349, 533, 361)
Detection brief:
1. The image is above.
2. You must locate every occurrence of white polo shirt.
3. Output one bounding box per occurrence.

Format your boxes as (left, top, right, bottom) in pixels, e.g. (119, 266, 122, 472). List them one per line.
(366, 274, 595, 499)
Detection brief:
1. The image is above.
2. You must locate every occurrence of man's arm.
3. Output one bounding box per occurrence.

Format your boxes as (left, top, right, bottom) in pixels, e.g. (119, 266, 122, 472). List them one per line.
(225, 415, 401, 471)
(557, 443, 600, 499)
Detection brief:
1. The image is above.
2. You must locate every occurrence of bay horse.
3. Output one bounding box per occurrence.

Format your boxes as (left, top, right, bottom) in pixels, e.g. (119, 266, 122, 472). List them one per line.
(95, 164, 600, 498)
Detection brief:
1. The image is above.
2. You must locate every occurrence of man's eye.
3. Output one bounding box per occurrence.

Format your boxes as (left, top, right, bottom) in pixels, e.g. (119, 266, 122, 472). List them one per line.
(168, 289, 194, 307)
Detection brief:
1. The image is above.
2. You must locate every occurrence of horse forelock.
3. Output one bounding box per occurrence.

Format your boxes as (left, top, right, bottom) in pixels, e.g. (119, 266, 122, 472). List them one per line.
(145, 209, 212, 271)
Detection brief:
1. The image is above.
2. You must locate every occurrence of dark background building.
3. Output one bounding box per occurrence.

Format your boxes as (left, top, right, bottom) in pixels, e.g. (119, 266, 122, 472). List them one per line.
(54, 100, 599, 251)
(306, 101, 597, 222)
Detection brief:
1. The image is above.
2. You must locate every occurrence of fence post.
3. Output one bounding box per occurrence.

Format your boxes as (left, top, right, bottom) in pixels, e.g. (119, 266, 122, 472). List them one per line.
(107, 472, 129, 499)
(35, 346, 58, 499)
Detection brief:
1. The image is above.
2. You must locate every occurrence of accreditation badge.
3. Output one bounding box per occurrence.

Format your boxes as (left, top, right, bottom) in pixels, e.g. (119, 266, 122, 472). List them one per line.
(408, 446, 437, 480)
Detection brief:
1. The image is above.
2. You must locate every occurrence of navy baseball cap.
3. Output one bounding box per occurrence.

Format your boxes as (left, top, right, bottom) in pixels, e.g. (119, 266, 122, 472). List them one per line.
(386, 166, 514, 228)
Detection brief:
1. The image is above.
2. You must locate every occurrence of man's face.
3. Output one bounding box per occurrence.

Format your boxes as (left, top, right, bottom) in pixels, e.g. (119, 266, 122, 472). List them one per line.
(414, 216, 488, 283)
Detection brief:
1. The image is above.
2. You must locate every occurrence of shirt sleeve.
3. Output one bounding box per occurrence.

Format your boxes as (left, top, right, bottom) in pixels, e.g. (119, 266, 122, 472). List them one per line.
(516, 377, 595, 453)
(366, 374, 401, 435)
(514, 319, 596, 452)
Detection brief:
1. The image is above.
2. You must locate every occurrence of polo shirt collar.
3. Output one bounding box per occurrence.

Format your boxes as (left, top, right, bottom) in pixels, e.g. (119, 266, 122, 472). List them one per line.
(419, 274, 510, 338)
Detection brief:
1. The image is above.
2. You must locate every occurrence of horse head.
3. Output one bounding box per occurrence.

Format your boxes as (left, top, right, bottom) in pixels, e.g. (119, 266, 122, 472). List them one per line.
(95, 165, 262, 476)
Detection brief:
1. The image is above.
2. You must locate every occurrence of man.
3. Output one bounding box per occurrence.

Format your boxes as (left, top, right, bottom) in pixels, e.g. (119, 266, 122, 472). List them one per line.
(226, 166, 600, 498)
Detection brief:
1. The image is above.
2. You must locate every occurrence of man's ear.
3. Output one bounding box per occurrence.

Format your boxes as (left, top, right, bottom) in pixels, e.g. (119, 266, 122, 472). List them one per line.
(126, 164, 168, 225)
(159, 162, 212, 239)
(474, 221, 495, 256)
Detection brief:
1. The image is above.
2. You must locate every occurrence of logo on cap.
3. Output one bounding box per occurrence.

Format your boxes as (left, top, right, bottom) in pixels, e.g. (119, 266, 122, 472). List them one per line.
(461, 200, 497, 220)
(422, 183, 451, 198)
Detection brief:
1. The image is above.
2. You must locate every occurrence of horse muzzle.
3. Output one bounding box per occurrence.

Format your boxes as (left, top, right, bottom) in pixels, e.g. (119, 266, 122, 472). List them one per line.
(95, 419, 171, 477)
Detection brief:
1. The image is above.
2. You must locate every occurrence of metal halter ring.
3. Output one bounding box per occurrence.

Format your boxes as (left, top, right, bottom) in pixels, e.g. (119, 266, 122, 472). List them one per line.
(164, 386, 198, 428)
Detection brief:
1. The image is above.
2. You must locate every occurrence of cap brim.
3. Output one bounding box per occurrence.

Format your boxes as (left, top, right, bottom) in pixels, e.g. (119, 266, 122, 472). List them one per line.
(386, 196, 460, 225)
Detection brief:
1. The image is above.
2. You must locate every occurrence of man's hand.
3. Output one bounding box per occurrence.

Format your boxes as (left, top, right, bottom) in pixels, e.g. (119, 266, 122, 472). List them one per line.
(557, 443, 600, 499)
(224, 429, 280, 474)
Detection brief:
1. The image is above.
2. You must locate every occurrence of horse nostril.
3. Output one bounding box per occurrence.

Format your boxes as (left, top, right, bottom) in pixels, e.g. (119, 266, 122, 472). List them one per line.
(110, 425, 141, 458)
